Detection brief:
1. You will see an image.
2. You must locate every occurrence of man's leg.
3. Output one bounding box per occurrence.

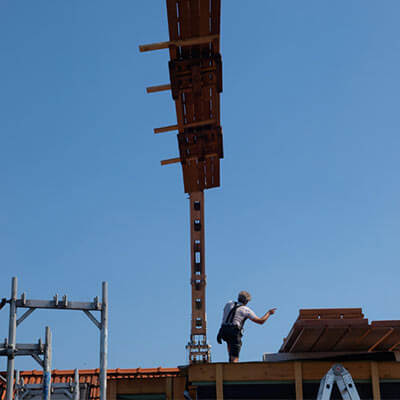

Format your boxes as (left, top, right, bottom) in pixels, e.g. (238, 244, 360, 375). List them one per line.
(229, 330, 242, 363)
(228, 339, 240, 363)
(227, 342, 238, 362)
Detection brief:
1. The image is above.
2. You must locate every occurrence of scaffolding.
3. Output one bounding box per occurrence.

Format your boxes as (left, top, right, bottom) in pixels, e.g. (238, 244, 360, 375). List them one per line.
(1, 277, 108, 400)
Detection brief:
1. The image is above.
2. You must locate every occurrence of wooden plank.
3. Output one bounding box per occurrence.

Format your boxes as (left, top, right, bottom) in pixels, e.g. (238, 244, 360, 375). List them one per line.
(312, 327, 348, 352)
(117, 378, 166, 394)
(214, 157, 220, 187)
(371, 320, 400, 327)
(189, 362, 294, 382)
(265, 351, 389, 362)
(211, 0, 221, 35)
(302, 361, 371, 381)
(139, 40, 171, 52)
(280, 325, 304, 352)
(179, 0, 192, 39)
(189, 361, 400, 383)
(161, 157, 181, 166)
(166, 0, 180, 41)
(212, 88, 221, 124)
(155, 119, 216, 134)
(289, 328, 306, 352)
(199, 0, 211, 36)
(371, 362, 381, 400)
(378, 361, 400, 378)
(146, 84, 171, 93)
(173, 376, 187, 400)
(139, 34, 219, 52)
(299, 308, 364, 320)
(166, 0, 179, 58)
(334, 326, 370, 351)
(189, 0, 200, 38)
(216, 364, 223, 400)
(165, 377, 173, 400)
(154, 124, 178, 134)
(295, 319, 368, 328)
(294, 362, 303, 400)
(291, 328, 325, 352)
(210, 0, 220, 53)
(389, 341, 400, 351)
(358, 327, 393, 351)
(185, 118, 216, 128)
(372, 327, 400, 351)
(368, 328, 394, 352)
(184, 91, 194, 124)
(281, 319, 369, 352)
(106, 379, 117, 400)
(205, 156, 213, 188)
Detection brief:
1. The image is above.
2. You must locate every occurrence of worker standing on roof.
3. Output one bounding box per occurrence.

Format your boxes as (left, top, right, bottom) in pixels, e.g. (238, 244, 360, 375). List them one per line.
(217, 291, 276, 363)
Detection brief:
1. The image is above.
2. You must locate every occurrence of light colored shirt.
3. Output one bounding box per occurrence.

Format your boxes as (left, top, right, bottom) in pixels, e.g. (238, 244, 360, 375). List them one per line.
(221, 301, 257, 329)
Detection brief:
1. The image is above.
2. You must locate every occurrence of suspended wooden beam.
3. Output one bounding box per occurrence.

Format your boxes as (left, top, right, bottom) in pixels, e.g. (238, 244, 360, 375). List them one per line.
(161, 157, 180, 166)
(154, 119, 217, 134)
(160, 152, 219, 166)
(139, 34, 219, 52)
(154, 125, 178, 134)
(146, 84, 171, 94)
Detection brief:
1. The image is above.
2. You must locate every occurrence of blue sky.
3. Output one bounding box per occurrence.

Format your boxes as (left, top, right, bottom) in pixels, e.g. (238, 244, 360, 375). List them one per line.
(1, 1, 400, 371)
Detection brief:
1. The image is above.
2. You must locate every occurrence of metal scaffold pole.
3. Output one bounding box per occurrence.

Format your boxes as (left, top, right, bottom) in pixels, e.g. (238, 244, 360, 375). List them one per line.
(6, 277, 17, 400)
(99, 281, 108, 400)
(73, 369, 80, 400)
(43, 327, 52, 400)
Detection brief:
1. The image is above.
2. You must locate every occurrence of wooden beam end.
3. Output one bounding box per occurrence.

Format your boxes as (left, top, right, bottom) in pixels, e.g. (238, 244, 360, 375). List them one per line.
(161, 157, 181, 166)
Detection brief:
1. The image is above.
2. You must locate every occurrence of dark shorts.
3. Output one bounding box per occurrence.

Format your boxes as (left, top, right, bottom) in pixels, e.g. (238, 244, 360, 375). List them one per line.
(220, 324, 242, 358)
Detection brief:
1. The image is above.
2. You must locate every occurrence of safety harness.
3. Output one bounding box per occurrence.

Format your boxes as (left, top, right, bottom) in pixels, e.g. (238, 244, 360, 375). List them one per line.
(223, 302, 245, 329)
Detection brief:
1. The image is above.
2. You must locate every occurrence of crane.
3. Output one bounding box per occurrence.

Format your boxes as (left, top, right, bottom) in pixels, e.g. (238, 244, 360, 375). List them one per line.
(140, 0, 223, 363)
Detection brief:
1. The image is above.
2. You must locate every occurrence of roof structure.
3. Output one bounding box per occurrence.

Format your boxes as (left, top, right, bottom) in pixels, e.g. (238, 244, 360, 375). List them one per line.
(0, 368, 180, 400)
(279, 308, 400, 354)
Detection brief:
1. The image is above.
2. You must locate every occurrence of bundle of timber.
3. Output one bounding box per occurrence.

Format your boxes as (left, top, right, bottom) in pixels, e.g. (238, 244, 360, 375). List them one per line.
(279, 308, 400, 355)
(141, 0, 224, 193)
(165, 0, 223, 193)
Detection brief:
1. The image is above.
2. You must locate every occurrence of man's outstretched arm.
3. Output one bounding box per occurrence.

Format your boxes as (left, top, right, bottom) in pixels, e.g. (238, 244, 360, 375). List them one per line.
(251, 308, 277, 325)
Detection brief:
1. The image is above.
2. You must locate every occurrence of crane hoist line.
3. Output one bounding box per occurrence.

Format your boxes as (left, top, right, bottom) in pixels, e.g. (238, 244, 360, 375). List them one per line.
(140, 0, 223, 363)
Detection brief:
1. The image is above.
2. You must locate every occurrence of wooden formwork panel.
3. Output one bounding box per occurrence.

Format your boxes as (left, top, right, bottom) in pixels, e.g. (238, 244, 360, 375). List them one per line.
(280, 308, 400, 353)
(165, 0, 223, 193)
(182, 156, 220, 193)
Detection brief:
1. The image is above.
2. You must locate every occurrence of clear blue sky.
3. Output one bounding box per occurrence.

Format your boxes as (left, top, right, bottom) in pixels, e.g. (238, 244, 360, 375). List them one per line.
(1, 1, 400, 371)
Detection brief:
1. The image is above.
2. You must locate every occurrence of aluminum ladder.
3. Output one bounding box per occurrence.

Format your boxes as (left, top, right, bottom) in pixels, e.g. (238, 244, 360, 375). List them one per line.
(317, 364, 361, 400)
